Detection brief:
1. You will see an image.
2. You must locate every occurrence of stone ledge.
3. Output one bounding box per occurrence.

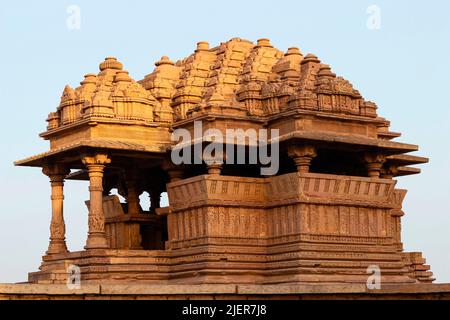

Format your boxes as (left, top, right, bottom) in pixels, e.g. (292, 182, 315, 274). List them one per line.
(1, 283, 450, 298)
(367, 283, 450, 294)
(0, 283, 100, 295)
(101, 284, 237, 295)
(237, 284, 367, 295)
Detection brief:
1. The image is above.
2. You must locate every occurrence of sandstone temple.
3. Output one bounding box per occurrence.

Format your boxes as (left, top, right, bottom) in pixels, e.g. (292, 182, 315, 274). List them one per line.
(15, 38, 434, 285)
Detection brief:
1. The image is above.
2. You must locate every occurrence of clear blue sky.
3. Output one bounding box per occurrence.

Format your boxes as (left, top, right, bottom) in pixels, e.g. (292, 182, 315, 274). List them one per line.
(0, 0, 449, 283)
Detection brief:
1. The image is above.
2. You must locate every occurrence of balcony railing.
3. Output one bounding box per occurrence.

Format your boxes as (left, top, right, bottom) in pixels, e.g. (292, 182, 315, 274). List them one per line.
(167, 172, 400, 210)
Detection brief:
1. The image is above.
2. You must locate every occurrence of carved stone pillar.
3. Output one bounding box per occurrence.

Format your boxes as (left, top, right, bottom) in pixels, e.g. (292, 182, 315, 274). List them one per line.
(149, 189, 162, 213)
(288, 145, 317, 173)
(42, 164, 70, 255)
(82, 154, 111, 249)
(125, 170, 142, 216)
(364, 153, 386, 178)
(204, 149, 225, 175)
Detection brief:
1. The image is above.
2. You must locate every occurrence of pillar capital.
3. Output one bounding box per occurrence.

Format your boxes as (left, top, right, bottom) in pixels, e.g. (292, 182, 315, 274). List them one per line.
(364, 152, 386, 178)
(42, 164, 70, 182)
(287, 145, 317, 159)
(82, 154, 111, 167)
(287, 145, 317, 173)
(364, 152, 386, 164)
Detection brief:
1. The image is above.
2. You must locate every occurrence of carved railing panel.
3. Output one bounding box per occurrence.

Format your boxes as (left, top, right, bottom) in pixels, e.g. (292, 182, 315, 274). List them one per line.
(166, 173, 403, 246)
(168, 173, 399, 209)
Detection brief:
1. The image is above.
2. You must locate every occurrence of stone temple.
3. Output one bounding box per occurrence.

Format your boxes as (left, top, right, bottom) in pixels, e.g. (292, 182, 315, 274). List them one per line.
(15, 38, 434, 285)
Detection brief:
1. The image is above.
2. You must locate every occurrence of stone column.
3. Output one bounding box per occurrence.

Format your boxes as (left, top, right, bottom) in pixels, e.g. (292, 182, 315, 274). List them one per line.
(204, 149, 225, 175)
(149, 188, 162, 213)
(82, 154, 111, 249)
(288, 145, 317, 173)
(43, 164, 70, 255)
(125, 170, 141, 216)
(364, 153, 386, 178)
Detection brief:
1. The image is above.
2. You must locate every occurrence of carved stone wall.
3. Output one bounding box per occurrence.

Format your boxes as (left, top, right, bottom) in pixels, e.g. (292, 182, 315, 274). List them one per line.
(161, 173, 431, 284)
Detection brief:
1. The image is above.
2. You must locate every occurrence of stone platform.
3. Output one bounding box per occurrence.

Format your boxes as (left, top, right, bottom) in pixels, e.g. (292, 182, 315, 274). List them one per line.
(1, 283, 450, 300)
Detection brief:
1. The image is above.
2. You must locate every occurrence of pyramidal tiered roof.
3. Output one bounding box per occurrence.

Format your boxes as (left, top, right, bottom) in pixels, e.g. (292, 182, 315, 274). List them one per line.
(50, 57, 156, 129)
(48, 38, 377, 130)
(17, 37, 427, 178)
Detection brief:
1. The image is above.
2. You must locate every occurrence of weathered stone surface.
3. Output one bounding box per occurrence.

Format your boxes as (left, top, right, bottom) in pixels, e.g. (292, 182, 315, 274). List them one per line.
(101, 284, 237, 295)
(11, 38, 441, 291)
(237, 284, 367, 295)
(0, 283, 100, 295)
(1, 283, 450, 300)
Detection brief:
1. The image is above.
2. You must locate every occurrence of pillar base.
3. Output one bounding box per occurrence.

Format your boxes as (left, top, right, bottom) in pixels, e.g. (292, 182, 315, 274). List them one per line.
(207, 164, 222, 175)
(46, 240, 68, 255)
(84, 234, 109, 250)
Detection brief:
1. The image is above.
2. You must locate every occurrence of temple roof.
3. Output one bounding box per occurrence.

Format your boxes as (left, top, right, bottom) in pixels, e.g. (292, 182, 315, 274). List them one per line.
(41, 37, 383, 132)
(138, 38, 371, 120)
(14, 139, 168, 167)
(60, 57, 155, 108)
(15, 38, 428, 176)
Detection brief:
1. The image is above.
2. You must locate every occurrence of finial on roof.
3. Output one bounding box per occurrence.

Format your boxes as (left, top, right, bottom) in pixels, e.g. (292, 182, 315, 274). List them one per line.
(80, 73, 97, 85)
(285, 47, 302, 56)
(302, 54, 321, 64)
(155, 56, 175, 66)
(257, 38, 272, 48)
(318, 64, 336, 78)
(60, 85, 76, 102)
(196, 41, 210, 52)
(99, 57, 123, 71)
(114, 70, 132, 83)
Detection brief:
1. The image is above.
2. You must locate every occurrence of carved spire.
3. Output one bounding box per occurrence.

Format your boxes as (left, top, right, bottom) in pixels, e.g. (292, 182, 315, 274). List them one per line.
(48, 38, 378, 131)
(114, 70, 132, 83)
(155, 55, 175, 67)
(99, 57, 123, 71)
(195, 41, 210, 52)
